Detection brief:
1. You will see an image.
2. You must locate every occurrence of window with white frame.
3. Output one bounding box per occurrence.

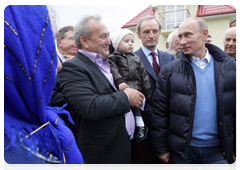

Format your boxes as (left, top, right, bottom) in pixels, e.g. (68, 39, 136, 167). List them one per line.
(166, 5, 186, 29)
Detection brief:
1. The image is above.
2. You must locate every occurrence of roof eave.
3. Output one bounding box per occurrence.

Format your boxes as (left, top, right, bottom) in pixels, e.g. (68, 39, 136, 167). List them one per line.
(198, 12, 236, 20)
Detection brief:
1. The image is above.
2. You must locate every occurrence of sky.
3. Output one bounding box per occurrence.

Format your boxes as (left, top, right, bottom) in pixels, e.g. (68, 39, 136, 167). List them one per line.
(52, 5, 148, 34)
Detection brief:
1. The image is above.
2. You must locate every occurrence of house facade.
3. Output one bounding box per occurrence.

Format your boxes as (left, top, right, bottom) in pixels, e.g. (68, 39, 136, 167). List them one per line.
(122, 5, 236, 51)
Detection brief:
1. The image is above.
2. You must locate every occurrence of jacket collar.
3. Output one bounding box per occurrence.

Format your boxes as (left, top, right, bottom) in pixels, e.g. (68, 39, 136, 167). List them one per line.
(180, 43, 234, 63)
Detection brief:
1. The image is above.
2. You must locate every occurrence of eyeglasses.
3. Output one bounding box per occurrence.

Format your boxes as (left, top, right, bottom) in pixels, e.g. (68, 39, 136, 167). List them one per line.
(62, 36, 74, 41)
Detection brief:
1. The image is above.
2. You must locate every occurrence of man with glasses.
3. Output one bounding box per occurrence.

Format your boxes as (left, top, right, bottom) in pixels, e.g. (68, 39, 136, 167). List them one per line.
(57, 26, 78, 62)
(49, 26, 78, 116)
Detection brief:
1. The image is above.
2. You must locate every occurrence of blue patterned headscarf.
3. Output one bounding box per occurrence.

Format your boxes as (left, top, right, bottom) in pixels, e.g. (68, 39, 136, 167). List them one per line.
(4, 5, 84, 164)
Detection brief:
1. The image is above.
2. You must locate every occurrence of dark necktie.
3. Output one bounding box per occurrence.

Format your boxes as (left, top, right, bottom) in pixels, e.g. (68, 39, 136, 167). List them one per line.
(151, 52, 160, 76)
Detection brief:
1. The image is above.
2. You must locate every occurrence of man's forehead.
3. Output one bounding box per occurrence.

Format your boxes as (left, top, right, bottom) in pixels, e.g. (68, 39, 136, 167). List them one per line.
(225, 27, 236, 34)
(141, 19, 159, 28)
(226, 31, 236, 37)
(65, 30, 73, 36)
(180, 18, 197, 27)
(88, 23, 108, 38)
(179, 20, 197, 33)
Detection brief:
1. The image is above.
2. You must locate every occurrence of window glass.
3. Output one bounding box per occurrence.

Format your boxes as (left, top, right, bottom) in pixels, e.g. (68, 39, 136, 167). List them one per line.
(166, 5, 186, 29)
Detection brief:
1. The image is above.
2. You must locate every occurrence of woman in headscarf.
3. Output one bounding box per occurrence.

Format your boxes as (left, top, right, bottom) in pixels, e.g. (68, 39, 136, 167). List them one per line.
(4, 5, 84, 164)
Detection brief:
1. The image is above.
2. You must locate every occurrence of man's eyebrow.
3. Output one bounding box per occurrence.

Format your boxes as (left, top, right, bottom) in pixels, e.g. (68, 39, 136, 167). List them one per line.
(99, 32, 109, 37)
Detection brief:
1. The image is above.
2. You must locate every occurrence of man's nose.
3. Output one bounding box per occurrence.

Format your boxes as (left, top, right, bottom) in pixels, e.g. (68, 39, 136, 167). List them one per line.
(149, 31, 155, 38)
(228, 39, 234, 45)
(180, 36, 188, 46)
(106, 37, 111, 44)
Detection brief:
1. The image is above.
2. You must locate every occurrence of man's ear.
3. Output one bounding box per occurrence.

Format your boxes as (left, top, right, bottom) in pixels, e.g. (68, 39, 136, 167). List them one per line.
(137, 31, 141, 39)
(166, 42, 169, 50)
(57, 38, 62, 47)
(80, 36, 89, 49)
(203, 29, 209, 41)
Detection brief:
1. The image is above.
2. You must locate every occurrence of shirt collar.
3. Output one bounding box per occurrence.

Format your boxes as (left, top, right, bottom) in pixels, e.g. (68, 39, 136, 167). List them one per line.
(78, 49, 99, 63)
(78, 49, 109, 69)
(141, 45, 158, 57)
(191, 48, 210, 63)
(57, 51, 67, 63)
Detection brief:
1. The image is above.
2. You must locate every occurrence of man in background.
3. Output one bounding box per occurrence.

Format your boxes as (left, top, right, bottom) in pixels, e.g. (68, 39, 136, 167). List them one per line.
(205, 34, 213, 44)
(49, 26, 78, 122)
(223, 27, 238, 170)
(134, 16, 175, 164)
(49, 26, 78, 113)
(166, 30, 182, 59)
(57, 26, 78, 62)
(224, 27, 236, 59)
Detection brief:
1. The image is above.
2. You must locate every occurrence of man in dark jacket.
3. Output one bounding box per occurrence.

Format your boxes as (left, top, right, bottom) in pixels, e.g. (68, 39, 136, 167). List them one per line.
(58, 14, 144, 164)
(151, 17, 236, 164)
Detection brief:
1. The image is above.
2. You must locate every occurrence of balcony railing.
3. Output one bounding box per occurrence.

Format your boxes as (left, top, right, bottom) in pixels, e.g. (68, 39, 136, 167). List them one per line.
(158, 9, 191, 30)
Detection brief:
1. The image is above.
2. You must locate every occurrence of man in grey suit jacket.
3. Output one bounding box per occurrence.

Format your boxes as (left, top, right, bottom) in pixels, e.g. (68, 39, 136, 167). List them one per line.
(59, 14, 144, 164)
(133, 16, 175, 164)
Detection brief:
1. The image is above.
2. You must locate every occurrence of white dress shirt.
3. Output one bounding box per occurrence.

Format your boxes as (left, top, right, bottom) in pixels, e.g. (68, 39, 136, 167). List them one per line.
(141, 46, 159, 66)
(191, 48, 211, 69)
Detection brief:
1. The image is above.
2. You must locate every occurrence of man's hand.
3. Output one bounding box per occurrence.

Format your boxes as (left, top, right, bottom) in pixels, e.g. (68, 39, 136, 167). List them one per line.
(119, 83, 129, 91)
(157, 152, 170, 163)
(233, 152, 238, 162)
(124, 88, 144, 108)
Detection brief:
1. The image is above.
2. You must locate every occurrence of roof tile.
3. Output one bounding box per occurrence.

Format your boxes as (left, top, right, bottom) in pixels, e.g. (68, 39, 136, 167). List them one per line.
(122, 6, 155, 28)
(197, 5, 236, 17)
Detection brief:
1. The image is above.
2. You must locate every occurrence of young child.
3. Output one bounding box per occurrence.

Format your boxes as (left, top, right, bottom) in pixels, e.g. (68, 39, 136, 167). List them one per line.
(108, 28, 152, 141)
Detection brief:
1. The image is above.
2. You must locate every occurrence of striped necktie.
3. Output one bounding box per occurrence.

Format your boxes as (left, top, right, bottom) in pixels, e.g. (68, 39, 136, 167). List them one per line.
(151, 52, 160, 76)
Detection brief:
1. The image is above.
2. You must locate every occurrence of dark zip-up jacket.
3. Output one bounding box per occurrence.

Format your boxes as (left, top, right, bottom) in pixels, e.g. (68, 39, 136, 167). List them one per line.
(151, 43, 236, 162)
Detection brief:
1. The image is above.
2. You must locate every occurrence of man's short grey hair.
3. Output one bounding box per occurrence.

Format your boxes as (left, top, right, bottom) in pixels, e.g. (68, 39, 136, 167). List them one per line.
(182, 17, 208, 32)
(167, 30, 178, 50)
(56, 26, 74, 48)
(223, 27, 236, 41)
(136, 15, 162, 33)
(195, 17, 208, 32)
(74, 14, 101, 49)
(58, 26, 74, 39)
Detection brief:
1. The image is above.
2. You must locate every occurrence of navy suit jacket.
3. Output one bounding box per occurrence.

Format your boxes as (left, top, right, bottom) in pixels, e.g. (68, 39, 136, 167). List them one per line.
(135, 48, 175, 126)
